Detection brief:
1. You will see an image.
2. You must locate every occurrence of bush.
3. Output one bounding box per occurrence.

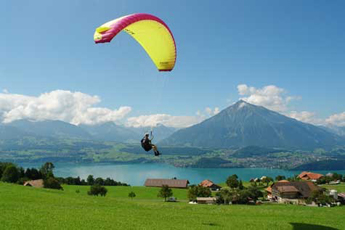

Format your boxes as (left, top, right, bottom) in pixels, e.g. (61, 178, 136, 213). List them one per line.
(128, 191, 136, 199)
(44, 177, 63, 190)
(88, 184, 108, 197)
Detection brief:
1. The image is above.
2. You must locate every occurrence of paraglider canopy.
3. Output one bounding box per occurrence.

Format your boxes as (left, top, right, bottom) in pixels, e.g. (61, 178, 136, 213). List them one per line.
(94, 13, 176, 72)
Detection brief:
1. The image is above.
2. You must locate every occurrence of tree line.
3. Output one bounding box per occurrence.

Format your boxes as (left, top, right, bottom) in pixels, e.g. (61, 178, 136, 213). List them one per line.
(0, 161, 128, 190)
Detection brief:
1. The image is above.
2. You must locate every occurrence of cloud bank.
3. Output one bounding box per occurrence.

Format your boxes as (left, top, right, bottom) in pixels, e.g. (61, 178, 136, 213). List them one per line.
(127, 107, 220, 128)
(237, 84, 297, 112)
(0, 90, 131, 125)
(0, 86, 344, 128)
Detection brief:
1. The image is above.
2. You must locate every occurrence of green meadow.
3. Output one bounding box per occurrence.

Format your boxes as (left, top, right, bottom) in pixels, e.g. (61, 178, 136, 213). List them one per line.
(1, 183, 345, 230)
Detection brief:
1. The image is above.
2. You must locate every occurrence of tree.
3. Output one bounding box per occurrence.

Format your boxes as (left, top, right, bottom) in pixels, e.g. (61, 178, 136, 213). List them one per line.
(25, 168, 42, 180)
(238, 180, 244, 190)
(317, 176, 332, 185)
(275, 175, 286, 181)
(226, 174, 239, 189)
(40, 162, 55, 179)
(44, 177, 63, 190)
(307, 190, 334, 205)
(158, 185, 173, 202)
(261, 177, 273, 187)
(1, 165, 19, 183)
(0, 162, 16, 180)
(87, 175, 95, 185)
(95, 177, 104, 185)
(88, 184, 108, 196)
(217, 188, 233, 205)
(331, 173, 342, 181)
(247, 185, 263, 202)
(128, 191, 136, 199)
(187, 185, 211, 201)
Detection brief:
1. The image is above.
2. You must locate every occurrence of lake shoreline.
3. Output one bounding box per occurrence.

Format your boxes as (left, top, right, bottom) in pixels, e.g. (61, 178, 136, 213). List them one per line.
(16, 162, 345, 186)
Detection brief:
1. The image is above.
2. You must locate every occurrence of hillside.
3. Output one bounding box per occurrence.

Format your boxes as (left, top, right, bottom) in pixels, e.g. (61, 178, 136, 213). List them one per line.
(1, 183, 344, 229)
(160, 101, 344, 150)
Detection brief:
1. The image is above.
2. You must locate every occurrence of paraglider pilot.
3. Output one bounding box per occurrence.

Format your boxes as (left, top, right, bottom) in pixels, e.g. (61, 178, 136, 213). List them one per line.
(141, 132, 161, 156)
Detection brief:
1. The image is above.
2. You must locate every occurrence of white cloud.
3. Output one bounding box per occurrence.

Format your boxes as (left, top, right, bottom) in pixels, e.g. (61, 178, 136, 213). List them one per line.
(326, 112, 345, 127)
(205, 107, 220, 116)
(288, 111, 324, 125)
(0, 90, 132, 125)
(127, 107, 220, 128)
(126, 114, 203, 128)
(2, 89, 8, 94)
(237, 84, 299, 112)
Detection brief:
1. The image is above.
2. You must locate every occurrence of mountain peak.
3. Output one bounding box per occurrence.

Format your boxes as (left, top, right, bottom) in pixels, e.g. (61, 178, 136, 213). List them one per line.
(160, 101, 343, 150)
(235, 100, 249, 109)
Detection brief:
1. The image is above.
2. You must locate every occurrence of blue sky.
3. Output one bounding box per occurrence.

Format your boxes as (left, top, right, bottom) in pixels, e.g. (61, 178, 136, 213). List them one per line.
(1, 0, 345, 127)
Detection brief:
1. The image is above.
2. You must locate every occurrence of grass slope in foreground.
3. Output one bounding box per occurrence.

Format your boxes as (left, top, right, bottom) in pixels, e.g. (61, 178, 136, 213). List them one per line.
(1, 183, 345, 230)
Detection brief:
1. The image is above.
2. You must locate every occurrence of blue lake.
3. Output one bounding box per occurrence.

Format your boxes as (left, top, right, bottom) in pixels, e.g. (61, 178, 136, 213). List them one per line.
(19, 163, 345, 186)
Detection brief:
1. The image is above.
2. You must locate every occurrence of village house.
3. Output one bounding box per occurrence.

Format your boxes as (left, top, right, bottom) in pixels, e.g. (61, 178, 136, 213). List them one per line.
(144, 178, 189, 189)
(266, 180, 289, 199)
(23, 179, 44, 188)
(199, 179, 222, 191)
(298, 171, 324, 182)
(269, 181, 321, 204)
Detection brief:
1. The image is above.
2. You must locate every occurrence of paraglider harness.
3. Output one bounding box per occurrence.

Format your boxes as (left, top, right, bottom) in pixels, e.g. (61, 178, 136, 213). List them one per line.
(141, 132, 153, 152)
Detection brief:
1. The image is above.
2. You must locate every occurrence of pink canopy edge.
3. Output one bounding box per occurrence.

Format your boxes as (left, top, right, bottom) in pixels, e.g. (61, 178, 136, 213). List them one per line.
(95, 13, 176, 70)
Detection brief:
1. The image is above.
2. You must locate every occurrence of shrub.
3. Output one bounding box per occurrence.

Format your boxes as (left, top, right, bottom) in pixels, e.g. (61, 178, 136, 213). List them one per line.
(128, 191, 136, 199)
(44, 177, 63, 190)
(88, 184, 108, 197)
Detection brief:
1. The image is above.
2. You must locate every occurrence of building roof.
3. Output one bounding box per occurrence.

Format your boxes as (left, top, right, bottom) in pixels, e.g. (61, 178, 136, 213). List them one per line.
(278, 180, 289, 183)
(144, 178, 189, 188)
(338, 193, 345, 199)
(24, 179, 44, 188)
(272, 181, 321, 198)
(298, 171, 323, 180)
(277, 186, 299, 193)
(265, 187, 272, 193)
(199, 179, 221, 188)
(196, 197, 216, 201)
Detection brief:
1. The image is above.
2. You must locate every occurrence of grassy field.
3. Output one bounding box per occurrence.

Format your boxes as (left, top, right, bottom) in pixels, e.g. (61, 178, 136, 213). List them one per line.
(1, 183, 345, 230)
(321, 183, 345, 193)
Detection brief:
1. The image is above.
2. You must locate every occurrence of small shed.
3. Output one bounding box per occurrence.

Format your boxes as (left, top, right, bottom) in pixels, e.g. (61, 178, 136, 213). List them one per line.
(199, 180, 222, 191)
(196, 197, 216, 204)
(144, 178, 189, 189)
(24, 179, 44, 188)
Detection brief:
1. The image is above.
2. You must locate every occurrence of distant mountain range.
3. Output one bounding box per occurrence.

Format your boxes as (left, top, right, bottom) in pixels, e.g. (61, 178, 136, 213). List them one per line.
(0, 101, 344, 150)
(159, 101, 345, 150)
(1, 120, 175, 143)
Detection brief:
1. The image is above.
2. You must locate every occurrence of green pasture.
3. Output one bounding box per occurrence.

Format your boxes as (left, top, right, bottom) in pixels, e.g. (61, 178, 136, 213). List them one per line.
(0, 182, 344, 230)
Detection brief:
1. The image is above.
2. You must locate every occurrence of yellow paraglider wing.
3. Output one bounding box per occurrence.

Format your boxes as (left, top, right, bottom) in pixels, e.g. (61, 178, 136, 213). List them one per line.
(94, 13, 176, 71)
